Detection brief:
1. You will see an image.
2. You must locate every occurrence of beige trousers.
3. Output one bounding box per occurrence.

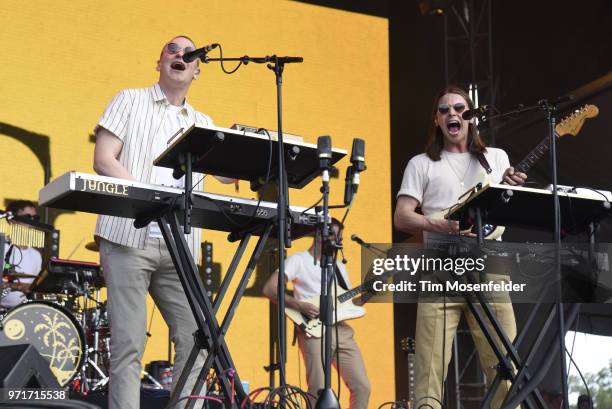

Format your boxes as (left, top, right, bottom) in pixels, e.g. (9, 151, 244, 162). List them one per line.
(297, 322, 371, 409)
(100, 237, 206, 409)
(414, 301, 517, 409)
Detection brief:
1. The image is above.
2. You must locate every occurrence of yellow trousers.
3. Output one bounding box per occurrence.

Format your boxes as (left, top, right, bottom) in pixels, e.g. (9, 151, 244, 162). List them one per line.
(414, 301, 517, 409)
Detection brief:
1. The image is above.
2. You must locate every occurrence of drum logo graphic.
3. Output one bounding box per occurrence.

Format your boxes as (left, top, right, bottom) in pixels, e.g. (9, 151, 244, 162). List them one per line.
(0, 302, 84, 386)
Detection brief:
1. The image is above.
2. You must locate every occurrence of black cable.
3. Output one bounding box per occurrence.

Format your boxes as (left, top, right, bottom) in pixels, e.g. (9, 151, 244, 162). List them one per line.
(186, 127, 273, 230)
(300, 195, 323, 216)
(263, 384, 312, 409)
(216, 44, 243, 74)
(184, 172, 208, 196)
(142, 304, 157, 352)
(4, 244, 23, 271)
(339, 202, 352, 228)
(377, 401, 408, 409)
(574, 186, 611, 201)
(565, 312, 593, 405)
(165, 394, 224, 409)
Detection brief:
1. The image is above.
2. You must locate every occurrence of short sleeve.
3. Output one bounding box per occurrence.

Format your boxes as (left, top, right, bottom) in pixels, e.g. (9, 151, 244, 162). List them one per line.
(493, 149, 510, 183)
(95, 89, 133, 141)
(195, 111, 214, 127)
(396, 156, 426, 205)
(283, 253, 302, 282)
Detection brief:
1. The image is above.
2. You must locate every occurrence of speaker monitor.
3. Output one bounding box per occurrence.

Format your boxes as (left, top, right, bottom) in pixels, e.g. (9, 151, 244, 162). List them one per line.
(0, 344, 60, 389)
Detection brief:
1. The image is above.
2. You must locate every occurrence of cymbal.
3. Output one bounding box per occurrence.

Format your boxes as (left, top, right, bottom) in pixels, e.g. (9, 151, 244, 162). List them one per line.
(85, 241, 99, 252)
(5, 272, 38, 279)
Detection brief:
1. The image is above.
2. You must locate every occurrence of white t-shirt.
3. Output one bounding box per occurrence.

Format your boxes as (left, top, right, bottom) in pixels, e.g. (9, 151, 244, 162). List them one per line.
(397, 148, 510, 243)
(149, 104, 188, 238)
(1, 245, 42, 308)
(284, 251, 351, 301)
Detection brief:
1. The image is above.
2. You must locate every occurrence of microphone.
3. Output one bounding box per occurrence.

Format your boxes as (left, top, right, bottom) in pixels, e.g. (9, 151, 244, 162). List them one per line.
(344, 138, 366, 205)
(350, 234, 370, 248)
(182, 43, 219, 63)
(317, 135, 332, 171)
(343, 167, 354, 205)
(462, 105, 489, 120)
(349, 138, 365, 195)
(350, 138, 366, 172)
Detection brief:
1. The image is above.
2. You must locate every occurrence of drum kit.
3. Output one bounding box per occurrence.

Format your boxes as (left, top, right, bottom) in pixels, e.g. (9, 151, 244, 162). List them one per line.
(0, 241, 110, 394)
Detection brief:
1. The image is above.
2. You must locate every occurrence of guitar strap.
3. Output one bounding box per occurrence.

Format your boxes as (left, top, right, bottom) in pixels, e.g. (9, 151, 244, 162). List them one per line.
(475, 152, 492, 174)
(334, 264, 349, 290)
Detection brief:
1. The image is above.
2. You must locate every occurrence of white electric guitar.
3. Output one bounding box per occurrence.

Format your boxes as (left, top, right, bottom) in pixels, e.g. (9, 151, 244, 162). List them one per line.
(432, 104, 599, 240)
(284, 279, 378, 338)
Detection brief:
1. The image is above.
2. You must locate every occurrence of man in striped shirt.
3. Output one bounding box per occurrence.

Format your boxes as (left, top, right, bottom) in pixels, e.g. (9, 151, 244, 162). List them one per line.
(93, 35, 229, 409)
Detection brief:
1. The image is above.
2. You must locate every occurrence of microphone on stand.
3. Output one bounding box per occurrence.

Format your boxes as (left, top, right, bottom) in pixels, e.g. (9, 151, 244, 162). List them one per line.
(462, 105, 489, 120)
(344, 138, 366, 205)
(182, 43, 219, 63)
(351, 138, 366, 173)
(350, 234, 370, 248)
(317, 135, 333, 171)
(317, 135, 333, 228)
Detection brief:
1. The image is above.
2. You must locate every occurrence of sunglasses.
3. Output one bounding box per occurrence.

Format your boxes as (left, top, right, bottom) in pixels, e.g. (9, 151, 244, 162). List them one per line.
(166, 42, 195, 55)
(21, 214, 40, 221)
(438, 103, 467, 114)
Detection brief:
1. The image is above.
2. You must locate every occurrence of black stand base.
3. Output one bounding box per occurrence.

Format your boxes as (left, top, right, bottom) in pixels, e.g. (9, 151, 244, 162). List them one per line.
(315, 388, 341, 409)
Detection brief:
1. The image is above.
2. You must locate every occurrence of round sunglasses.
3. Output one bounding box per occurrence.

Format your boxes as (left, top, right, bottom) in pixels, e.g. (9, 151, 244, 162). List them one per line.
(166, 42, 195, 55)
(438, 103, 467, 114)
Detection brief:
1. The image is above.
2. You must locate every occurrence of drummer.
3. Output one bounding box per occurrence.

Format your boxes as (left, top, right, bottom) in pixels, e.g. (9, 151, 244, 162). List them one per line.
(1, 200, 43, 308)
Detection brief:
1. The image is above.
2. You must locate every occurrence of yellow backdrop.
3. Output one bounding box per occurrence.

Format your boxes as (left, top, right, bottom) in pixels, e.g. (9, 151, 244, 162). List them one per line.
(1, 0, 393, 406)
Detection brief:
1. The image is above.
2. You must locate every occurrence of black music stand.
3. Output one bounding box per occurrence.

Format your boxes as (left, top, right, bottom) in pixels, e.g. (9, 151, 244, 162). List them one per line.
(446, 183, 611, 409)
(154, 124, 345, 189)
(144, 128, 345, 408)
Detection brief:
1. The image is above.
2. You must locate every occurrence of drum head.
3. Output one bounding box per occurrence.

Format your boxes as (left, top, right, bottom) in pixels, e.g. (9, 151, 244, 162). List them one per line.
(0, 301, 85, 387)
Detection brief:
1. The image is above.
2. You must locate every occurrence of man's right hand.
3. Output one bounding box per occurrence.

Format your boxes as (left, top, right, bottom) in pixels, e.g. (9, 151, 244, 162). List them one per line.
(432, 218, 460, 235)
(298, 301, 319, 319)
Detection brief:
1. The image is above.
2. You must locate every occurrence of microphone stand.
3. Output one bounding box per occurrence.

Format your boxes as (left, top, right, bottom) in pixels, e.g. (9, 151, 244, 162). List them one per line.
(480, 97, 572, 409)
(204, 53, 303, 388)
(316, 164, 341, 409)
(542, 98, 570, 409)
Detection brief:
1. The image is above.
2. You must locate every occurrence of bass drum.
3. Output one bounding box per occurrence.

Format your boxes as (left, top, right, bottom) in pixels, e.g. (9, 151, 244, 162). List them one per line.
(0, 301, 85, 387)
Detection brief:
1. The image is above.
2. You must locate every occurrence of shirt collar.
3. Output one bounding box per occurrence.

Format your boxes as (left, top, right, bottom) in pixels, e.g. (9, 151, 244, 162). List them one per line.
(151, 83, 194, 117)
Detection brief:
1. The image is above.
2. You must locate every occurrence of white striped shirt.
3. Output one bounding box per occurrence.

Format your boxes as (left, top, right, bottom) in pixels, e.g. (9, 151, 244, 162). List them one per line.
(94, 83, 212, 261)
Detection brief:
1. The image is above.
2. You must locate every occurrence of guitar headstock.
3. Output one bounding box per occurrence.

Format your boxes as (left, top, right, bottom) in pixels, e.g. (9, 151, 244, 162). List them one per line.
(556, 104, 599, 137)
(400, 336, 415, 354)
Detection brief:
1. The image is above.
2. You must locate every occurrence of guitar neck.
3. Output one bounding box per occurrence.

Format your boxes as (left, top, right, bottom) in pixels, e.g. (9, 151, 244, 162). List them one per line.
(512, 104, 597, 175)
(338, 268, 401, 304)
(513, 134, 556, 174)
(338, 283, 366, 303)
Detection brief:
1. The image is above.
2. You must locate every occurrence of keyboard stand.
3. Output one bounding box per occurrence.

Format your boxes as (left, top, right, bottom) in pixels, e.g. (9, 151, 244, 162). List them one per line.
(145, 206, 274, 409)
(445, 183, 610, 409)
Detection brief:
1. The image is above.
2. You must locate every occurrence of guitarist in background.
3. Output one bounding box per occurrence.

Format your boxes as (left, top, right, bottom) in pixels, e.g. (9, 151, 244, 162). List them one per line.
(394, 86, 527, 409)
(262, 218, 371, 409)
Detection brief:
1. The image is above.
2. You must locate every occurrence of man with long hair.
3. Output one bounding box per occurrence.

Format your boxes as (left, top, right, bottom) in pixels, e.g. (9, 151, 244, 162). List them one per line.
(394, 86, 526, 408)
